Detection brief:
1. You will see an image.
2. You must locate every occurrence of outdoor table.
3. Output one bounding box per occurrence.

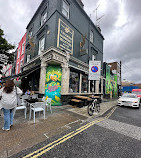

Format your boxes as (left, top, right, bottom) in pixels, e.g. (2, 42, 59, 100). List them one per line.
(74, 96, 92, 106)
(89, 95, 100, 99)
(74, 96, 90, 99)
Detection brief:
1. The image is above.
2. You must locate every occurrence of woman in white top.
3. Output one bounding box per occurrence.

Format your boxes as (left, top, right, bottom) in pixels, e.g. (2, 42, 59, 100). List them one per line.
(0, 79, 22, 131)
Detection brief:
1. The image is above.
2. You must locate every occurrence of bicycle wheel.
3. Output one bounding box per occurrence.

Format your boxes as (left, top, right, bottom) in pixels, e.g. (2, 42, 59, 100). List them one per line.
(87, 102, 95, 116)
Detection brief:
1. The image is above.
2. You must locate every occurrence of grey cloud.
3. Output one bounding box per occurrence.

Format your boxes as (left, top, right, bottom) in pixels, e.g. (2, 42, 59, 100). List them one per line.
(124, 0, 141, 19)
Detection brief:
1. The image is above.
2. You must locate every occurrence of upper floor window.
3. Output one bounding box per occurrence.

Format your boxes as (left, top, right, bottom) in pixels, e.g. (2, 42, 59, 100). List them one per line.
(91, 47, 98, 60)
(90, 30, 94, 43)
(62, 0, 69, 19)
(92, 55, 95, 61)
(20, 59, 23, 73)
(29, 28, 33, 38)
(38, 37, 45, 55)
(22, 42, 25, 54)
(16, 63, 19, 74)
(18, 48, 20, 59)
(20, 59, 23, 67)
(27, 55, 30, 63)
(41, 10, 47, 26)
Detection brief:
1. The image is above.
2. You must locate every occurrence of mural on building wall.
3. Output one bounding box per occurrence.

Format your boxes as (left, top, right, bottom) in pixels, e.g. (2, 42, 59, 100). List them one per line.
(106, 65, 118, 98)
(45, 65, 62, 106)
(106, 66, 112, 94)
(113, 74, 118, 97)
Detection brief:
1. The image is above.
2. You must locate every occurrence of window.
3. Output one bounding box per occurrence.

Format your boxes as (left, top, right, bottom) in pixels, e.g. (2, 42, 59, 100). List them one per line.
(69, 71, 79, 93)
(27, 55, 30, 63)
(16, 63, 19, 74)
(91, 47, 97, 60)
(20, 59, 24, 73)
(62, 0, 69, 19)
(29, 29, 33, 37)
(38, 37, 45, 55)
(92, 55, 95, 61)
(81, 75, 88, 93)
(90, 30, 94, 43)
(22, 42, 25, 54)
(18, 48, 20, 59)
(41, 11, 47, 26)
(90, 80, 95, 93)
(20, 59, 23, 68)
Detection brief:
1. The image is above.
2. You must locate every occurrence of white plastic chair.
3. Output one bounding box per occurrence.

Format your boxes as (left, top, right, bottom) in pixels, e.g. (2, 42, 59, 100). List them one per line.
(29, 102, 45, 123)
(42, 97, 52, 113)
(14, 99, 27, 119)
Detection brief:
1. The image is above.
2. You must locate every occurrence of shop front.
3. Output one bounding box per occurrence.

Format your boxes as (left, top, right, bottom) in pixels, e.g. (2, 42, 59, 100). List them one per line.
(39, 47, 102, 105)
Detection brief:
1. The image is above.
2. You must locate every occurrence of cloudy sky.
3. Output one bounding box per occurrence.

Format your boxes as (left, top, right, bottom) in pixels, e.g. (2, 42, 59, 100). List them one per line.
(0, 0, 141, 83)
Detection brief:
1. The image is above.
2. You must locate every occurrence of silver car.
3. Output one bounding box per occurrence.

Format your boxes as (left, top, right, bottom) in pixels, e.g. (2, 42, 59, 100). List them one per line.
(118, 93, 140, 108)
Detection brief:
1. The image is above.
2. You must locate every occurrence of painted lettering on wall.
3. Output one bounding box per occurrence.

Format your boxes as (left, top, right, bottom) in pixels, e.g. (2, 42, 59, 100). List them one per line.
(57, 18, 74, 54)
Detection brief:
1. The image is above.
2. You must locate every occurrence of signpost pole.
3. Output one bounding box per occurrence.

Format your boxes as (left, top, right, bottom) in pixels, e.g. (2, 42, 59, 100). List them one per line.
(92, 80, 95, 98)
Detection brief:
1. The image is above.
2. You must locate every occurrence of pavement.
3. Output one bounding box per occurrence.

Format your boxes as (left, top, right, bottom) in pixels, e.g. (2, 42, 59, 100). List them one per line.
(0, 99, 117, 158)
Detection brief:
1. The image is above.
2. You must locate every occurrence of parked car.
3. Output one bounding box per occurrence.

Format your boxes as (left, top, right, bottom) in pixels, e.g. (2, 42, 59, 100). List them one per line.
(118, 93, 140, 108)
(132, 89, 141, 100)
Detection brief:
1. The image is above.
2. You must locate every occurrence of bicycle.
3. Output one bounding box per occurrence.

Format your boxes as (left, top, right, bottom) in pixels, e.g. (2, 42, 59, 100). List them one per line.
(87, 97, 100, 116)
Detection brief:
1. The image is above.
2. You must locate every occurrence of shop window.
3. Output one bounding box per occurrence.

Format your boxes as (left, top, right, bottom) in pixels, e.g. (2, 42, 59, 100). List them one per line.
(81, 74, 88, 93)
(99, 79, 101, 93)
(90, 80, 95, 93)
(69, 71, 79, 93)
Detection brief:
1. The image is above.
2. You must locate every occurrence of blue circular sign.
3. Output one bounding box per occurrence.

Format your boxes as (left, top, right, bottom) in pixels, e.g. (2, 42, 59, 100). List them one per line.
(91, 66, 98, 72)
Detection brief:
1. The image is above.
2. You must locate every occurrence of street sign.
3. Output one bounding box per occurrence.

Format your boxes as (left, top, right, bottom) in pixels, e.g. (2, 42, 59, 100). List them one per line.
(88, 60, 101, 80)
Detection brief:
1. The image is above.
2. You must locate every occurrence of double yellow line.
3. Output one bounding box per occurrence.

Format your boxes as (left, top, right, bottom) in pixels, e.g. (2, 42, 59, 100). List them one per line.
(23, 106, 117, 158)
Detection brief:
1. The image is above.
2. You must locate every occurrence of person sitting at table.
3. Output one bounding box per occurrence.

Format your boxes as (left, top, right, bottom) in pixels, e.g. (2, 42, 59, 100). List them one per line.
(25, 89, 30, 95)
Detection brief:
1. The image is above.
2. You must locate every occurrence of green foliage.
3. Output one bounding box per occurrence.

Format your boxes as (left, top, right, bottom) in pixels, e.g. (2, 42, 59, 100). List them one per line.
(0, 28, 15, 73)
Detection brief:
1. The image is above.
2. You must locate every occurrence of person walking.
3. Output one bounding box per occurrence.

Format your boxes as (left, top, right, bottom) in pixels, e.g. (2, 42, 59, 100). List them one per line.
(0, 79, 22, 131)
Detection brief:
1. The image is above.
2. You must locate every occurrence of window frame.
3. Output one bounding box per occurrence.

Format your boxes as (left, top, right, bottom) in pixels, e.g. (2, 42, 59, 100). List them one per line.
(16, 62, 19, 74)
(29, 28, 33, 38)
(90, 30, 94, 43)
(38, 37, 45, 55)
(18, 48, 20, 59)
(21, 42, 25, 55)
(41, 9, 48, 26)
(27, 55, 30, 63)
(62, 0, 70, 19)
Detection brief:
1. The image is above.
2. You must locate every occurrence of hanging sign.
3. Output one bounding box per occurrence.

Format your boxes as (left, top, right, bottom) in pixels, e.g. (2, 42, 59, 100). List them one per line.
(88, 60, 101, 80)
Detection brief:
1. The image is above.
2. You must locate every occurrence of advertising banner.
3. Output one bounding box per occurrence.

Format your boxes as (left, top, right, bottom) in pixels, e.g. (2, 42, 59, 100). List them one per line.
(45, 66, 62, 106)
(88, 61, 101, 80)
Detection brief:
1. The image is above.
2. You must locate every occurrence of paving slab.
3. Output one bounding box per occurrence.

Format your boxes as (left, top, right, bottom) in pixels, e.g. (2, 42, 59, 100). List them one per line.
(0, 100, 117, 157)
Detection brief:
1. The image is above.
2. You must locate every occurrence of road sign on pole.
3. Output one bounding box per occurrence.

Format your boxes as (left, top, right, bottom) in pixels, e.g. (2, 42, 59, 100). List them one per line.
(88, 60, 101, 80)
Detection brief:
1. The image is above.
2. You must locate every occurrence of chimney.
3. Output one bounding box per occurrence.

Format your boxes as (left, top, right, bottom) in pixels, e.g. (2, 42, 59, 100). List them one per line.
(76, 0, 84, 8)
